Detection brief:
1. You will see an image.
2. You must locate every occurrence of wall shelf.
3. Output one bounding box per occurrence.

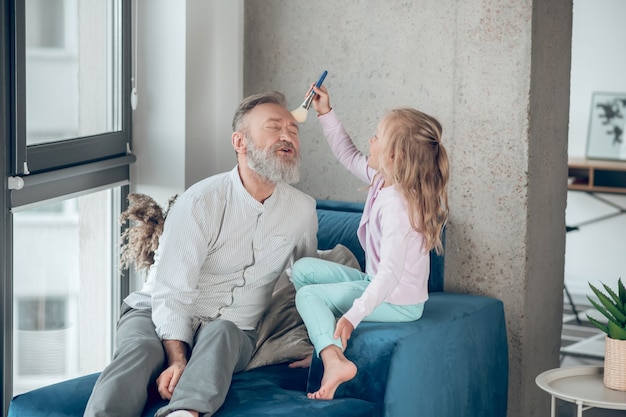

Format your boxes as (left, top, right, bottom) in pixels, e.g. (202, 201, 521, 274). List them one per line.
(568, 158, 626, 194)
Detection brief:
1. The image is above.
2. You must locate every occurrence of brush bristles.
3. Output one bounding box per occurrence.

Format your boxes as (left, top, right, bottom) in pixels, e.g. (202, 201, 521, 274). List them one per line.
(291, 106, 308, 123)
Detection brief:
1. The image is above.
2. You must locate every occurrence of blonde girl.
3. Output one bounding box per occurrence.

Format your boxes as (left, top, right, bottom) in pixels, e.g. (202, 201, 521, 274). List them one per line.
(291, 85, 449, 400)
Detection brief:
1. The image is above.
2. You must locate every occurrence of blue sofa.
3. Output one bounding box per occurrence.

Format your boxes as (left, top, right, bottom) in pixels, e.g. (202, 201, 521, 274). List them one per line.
(8, 200, 508, 417)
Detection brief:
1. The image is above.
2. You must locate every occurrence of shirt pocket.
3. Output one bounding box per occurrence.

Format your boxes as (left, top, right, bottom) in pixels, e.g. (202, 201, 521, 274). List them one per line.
(261, 235, 297, 274)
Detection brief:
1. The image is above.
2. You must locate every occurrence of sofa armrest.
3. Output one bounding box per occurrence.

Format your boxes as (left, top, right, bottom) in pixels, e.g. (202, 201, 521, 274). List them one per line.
(307, 292, 508, 417)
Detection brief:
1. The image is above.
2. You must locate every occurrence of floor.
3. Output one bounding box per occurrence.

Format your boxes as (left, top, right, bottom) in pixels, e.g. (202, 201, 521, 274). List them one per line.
(554, 190, 626, 417)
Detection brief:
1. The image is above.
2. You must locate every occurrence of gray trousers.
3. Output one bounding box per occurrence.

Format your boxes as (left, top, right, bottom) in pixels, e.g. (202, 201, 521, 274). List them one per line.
(84, 305, 257, 417)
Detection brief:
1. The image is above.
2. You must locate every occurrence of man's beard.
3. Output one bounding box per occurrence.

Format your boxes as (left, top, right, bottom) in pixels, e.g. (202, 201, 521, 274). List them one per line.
(245, 136, 300, 185)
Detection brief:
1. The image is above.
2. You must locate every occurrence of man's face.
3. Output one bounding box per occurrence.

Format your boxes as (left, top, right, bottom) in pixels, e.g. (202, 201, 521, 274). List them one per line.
(242, 103, 301, 184)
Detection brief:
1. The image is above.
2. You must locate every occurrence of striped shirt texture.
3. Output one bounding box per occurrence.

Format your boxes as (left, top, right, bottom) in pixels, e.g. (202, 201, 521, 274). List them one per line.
(124, 167, 318, 345)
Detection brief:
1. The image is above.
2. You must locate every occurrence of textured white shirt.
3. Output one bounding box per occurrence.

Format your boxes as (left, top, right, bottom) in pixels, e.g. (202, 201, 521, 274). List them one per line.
(124, 167, 318, 345)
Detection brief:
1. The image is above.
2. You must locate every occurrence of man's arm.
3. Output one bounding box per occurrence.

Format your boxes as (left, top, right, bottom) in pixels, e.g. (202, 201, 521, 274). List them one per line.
(156, 340, 189, 400)
(152, 193, 211, 345)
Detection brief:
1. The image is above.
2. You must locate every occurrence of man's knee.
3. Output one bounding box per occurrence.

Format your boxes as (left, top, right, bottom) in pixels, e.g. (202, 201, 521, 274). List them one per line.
(117, 335, 164, 363)
(196, 320, 242, 346)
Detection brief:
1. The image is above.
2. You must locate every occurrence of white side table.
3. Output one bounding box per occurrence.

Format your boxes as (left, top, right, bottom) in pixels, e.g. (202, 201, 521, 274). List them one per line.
(536, 366, 626, 417)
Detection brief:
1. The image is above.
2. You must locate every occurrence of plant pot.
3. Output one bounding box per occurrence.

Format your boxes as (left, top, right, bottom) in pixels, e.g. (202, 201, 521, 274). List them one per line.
(604, 336, 626, 391)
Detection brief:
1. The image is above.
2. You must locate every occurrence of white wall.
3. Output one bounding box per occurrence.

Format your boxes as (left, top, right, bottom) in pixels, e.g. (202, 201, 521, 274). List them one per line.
(565, 0, 626, 297)
(131, 0, 243, 206)
(569, 0, 626, 157)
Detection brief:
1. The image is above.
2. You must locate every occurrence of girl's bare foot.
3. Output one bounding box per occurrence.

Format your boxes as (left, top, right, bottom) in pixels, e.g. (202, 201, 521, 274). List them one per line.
(307, 346, 357, 400)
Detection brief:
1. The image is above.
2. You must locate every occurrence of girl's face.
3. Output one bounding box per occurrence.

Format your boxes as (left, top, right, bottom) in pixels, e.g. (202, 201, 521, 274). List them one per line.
(367, 131, 382, 171)
(368, 119, 394, 177)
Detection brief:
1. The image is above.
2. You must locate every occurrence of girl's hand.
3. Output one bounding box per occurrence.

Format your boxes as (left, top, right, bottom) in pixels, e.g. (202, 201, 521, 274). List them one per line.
(311, 85, 331, 116)
(334, 316, 354, 351)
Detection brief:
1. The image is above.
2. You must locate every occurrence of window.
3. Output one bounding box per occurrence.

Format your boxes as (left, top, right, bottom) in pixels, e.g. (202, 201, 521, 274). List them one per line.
(14, 0, 131, 176)
(24, 0, 122, 147)
(17, 297, 68, 376)
(12, 189, 121, 395)
(1, 0, 132, 413)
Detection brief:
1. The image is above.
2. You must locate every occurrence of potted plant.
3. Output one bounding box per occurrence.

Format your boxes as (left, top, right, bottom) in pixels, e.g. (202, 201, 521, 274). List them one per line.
(587, 278, 626, 391)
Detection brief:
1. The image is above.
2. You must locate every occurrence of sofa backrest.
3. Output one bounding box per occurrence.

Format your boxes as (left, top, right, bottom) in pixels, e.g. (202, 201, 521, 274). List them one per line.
(315, 199, 444, 292)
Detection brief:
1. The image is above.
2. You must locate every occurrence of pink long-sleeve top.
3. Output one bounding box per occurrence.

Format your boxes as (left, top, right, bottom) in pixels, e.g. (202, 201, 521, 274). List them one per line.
(318, 110, 430, 327)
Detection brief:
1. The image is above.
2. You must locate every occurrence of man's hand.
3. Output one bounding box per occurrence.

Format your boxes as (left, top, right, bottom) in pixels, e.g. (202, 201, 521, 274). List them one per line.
(157, 340, 189, 400)
(156, 363, 185, 400)
(288, 354, 312, 369)
(333, 317, 354, 351)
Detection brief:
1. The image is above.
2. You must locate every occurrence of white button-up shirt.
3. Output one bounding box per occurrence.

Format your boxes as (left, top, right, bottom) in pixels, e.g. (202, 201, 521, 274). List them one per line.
(124, 167, 318, 345)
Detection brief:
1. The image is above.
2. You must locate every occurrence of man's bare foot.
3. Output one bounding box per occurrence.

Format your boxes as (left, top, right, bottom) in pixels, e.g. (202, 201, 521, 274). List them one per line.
(289, 354, 312, 368)
(307, 346, 357, 400)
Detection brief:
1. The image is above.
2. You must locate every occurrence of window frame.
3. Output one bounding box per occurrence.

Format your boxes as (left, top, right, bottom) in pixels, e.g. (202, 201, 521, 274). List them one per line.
(1, 0, 132, 414)
(12, 0, 133, 177)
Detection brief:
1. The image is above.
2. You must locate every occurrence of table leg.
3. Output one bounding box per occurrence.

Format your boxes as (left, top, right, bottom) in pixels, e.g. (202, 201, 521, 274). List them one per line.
(551, 395, 556, 417)
(576, 400, 583, 417)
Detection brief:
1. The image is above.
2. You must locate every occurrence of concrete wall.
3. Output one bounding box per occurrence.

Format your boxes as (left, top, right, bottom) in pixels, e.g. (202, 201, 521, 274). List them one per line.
(243, 1, 571, 416)
(132, 0, 243, 206)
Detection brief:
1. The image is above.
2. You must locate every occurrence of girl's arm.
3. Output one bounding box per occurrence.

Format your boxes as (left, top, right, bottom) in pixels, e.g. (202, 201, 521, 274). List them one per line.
(311, 86, 374, 184)
(318, 110, 373, 184)
(343, 198, 413, 327)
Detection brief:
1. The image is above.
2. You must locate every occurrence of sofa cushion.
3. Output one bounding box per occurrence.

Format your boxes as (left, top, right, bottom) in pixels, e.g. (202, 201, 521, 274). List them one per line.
(306, 292, 508, 417)
(8, 365, 381, 417)
(246, 244, 360, 371)
(316, 202, 365, 271)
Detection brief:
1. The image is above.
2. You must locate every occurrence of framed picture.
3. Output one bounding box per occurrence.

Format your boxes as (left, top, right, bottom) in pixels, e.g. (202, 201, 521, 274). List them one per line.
(586, 92, 626, 160)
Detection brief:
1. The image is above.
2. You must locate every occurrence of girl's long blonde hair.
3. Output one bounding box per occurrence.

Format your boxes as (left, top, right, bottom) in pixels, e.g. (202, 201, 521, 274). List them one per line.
(377, 108, 449, 254)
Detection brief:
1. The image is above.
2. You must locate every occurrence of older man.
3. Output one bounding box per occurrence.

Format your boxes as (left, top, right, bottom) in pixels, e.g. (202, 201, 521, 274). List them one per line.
(84, 92, 318, 417)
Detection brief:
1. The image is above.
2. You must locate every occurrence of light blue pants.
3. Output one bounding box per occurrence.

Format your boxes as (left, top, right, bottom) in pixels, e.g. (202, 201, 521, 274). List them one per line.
(292, 257, 424, 356)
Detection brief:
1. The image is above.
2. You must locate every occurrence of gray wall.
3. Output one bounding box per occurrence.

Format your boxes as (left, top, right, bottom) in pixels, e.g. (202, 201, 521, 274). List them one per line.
(244, 1, 571, 416)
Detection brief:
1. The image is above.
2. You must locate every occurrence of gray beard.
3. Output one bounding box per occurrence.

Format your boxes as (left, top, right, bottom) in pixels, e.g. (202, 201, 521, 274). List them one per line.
(245, 136, 301, 185)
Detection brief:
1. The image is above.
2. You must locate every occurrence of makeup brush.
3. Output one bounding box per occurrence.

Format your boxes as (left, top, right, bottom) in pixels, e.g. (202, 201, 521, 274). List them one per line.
(291, 70, 328, 123)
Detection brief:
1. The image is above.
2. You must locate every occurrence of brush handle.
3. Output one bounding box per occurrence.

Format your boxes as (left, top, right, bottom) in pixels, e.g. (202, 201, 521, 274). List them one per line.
(303, 70, 328, 110)
(315, 70, 328, 88)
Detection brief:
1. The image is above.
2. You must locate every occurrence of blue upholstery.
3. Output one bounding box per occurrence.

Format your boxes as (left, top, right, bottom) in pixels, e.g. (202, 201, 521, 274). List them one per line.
(316, 200, 366, 270)
(9, 366, 380, 417)
(307, 293, 508, 417)
(316, 200, 444, 292)
(8, 199, 507, 417)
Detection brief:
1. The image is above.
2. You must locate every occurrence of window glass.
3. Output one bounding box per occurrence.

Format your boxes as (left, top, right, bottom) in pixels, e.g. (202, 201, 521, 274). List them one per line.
(25, 0, 121, 145)
(12, 188, 120, 394)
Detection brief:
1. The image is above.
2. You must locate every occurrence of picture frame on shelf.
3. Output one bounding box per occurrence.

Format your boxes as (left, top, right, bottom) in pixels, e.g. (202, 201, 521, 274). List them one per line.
(586, 92, 626, 161)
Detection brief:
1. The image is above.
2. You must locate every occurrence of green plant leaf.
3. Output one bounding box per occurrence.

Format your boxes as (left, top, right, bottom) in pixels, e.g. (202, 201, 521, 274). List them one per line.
(603, 283, 625, 315)
(589, 283, 626, 325)
(587, 296, 615, 324)
(608, 320, 626, 340)
(587, 314, 609, 335)
(619, 278, 626, 305)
